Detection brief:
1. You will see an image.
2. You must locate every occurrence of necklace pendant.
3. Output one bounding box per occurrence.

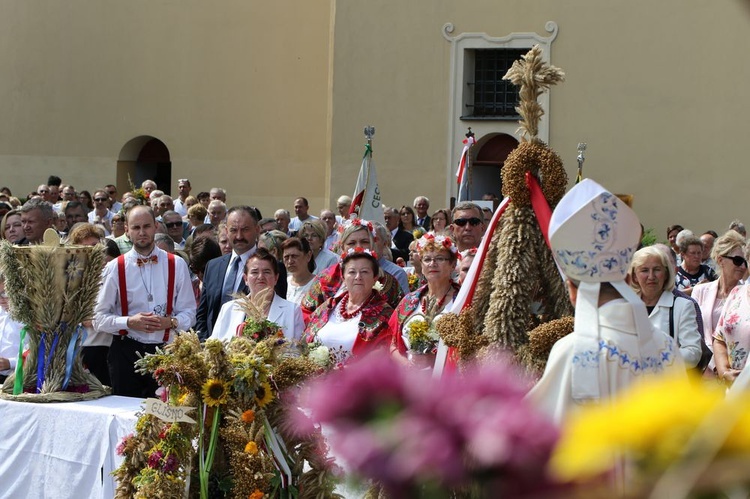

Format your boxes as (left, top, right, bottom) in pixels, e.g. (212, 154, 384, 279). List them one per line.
(147, 293, 153, 302)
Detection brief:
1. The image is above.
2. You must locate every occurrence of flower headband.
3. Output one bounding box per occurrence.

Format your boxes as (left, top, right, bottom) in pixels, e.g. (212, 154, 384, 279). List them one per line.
(340, 246, 379, 260)
(416, 233, 459, 256)
(337, 217, 377, 240)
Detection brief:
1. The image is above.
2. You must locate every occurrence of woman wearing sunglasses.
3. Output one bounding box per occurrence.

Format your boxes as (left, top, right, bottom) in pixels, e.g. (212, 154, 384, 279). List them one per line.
(693, 231, 747, 374)
(629, 246, 703, 369)
(696, 231, 750, 383)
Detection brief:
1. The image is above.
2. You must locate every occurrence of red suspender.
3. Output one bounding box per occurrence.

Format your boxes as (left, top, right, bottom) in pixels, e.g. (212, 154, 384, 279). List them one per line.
(117, 253, 176, 342)
(117, 255, 129, 336)
(163, 253, 176, 342)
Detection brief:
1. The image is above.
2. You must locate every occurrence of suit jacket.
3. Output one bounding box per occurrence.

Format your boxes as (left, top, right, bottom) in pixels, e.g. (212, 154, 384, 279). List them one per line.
(196, 253, 249, 340)
(210, 294, 305, 342)
(416, 214, 431, 230)
(391, 229, 414, 262)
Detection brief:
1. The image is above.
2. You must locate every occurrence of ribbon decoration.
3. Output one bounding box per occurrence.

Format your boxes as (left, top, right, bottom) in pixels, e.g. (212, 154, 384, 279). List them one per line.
(62, 324, 83, 390)
(12, 326, 28, 395)
(525, 171, 553, 249)
(263, 418, 293, 489)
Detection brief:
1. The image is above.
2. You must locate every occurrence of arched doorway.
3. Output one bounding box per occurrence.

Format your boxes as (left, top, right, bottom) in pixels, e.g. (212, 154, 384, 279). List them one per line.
(116, 136, 172, 196)
(470, 133, 518, 200)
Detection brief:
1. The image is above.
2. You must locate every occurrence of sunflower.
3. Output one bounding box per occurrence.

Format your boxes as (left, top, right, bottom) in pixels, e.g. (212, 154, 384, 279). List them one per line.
(254, 381, 275, 408)
(201, 379, 230, 407)
(244, 441, 258, 455)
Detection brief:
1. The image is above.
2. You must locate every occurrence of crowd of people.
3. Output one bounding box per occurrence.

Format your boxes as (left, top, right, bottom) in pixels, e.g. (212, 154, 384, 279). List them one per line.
(0, 174, 748, 404)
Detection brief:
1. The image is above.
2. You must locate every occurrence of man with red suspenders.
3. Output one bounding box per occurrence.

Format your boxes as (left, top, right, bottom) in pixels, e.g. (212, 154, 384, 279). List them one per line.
(93, 205, 196, 398)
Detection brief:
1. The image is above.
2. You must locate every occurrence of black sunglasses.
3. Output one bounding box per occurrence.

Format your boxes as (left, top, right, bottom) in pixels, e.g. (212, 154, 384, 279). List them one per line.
(94, 197, 108, 202)
(165, 222, 183, 229)
(723, 255, 748, 267)
(453, 217, 482, 227)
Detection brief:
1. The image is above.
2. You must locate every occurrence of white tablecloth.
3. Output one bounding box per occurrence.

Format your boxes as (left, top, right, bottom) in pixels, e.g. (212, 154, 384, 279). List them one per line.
(0, 395, 142, 499)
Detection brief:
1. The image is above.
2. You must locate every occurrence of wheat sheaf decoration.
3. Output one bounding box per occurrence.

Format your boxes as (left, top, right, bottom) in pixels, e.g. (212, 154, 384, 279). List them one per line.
(502, 44, 565, 142)
(0, 230, 110, 402)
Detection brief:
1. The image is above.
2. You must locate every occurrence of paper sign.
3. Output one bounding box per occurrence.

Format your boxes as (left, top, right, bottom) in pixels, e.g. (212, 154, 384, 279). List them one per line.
(143, 398, 197, 424)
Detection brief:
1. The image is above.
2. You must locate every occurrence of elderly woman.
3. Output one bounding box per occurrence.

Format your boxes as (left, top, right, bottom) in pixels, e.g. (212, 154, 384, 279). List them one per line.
(692, 231, 747, 374)
(299, 219, 339, 275)
(390, 234, 460, 368)
(675, 234, 717, 293)
(430, 209, 452, 236)
(629, 246, 703, 369)
(210, 249, 304, 342)
(300, 218, 404, 322)
(282, 237, 315, 305)
(1, 210, 24, 243)
(305, 248, 393, 364)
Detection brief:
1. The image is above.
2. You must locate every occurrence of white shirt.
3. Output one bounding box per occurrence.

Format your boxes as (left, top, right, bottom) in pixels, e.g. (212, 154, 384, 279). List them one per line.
(93, 247, 197, 344)
(289, 215, 318, 233)
(224, 247, 256, 296)
(173, 198, 188, 217)
(88, 209, 115, 235)
(0, 308, 24, 375)
(314, 249, 340, 276)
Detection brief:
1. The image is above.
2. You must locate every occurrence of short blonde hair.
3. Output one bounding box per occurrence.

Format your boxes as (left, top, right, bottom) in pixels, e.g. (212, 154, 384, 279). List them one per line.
(629, 246, 675, 295)
(711, 230, 748, 276)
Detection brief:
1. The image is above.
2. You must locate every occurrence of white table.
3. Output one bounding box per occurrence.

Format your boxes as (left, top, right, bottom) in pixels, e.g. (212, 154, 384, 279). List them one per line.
(0, 395, 142, 499)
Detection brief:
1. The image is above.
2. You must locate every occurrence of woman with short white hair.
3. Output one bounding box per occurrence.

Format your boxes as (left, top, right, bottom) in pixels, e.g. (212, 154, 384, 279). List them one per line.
(629, 246, 703, 369)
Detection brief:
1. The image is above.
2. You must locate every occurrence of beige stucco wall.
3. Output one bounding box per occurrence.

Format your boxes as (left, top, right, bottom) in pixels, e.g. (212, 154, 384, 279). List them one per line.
(0, 0, 334, 216)
(3, 1, 750, 236)
(330, 0, 750, 239)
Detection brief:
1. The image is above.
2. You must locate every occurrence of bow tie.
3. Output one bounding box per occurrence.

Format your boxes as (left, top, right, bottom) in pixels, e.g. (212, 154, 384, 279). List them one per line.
(137, 255, 158, 266)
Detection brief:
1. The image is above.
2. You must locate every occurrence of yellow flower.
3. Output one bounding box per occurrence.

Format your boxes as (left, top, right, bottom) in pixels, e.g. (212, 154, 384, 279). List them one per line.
(177, 391, 190, 405)
(249, 491, 264, 499)
(254, 381, 275, 408)
(241, 409, 255, 424)
(200, 379, 230, 407)
(550, 374, 728, 481)
(244, 441, 258, 455)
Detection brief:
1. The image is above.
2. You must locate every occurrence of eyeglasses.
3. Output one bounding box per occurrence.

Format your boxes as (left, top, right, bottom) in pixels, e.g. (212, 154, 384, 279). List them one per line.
(94, 197, 108, 203)
(165, 222, 183, 229)
(723, 255, 748, 267)
(453, 217, 482, 227)
(422, 256, 450, 265)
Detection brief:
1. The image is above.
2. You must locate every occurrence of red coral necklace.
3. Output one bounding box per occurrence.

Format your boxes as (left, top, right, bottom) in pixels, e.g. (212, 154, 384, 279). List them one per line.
(339, 292, 372, 320)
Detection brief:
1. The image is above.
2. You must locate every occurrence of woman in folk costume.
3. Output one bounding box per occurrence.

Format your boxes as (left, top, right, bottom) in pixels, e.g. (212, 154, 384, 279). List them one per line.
(527, 179, 685, 425)
(300, 218, 403, 323)
(389, 233, 461, 369)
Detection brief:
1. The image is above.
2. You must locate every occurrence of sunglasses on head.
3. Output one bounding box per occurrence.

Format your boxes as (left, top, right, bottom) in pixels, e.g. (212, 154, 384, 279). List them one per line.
(723, 255, 748, 267)
(453, 217, 482, 227)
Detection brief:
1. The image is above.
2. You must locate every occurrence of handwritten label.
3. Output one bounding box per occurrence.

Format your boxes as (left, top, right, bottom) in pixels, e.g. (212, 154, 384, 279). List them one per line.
(143, 398, 197, 424)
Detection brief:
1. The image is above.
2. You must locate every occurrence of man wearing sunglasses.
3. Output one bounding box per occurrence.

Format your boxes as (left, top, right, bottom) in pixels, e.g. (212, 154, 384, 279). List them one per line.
(88, 189, 115, 235)
(451, 202, 485, 252)
(163, 210, 187, 250)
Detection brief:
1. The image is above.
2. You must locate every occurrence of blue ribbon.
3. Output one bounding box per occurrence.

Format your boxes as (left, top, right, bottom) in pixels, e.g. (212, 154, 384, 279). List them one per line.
(36, 333, 46, 393)
(62, 325, 82, 390)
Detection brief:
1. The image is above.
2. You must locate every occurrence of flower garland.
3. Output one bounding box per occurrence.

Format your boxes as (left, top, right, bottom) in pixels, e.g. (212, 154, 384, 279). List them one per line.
(337, 217, 377, 241)
(416, 232, 459, 257)
(339, 246, 378, 261)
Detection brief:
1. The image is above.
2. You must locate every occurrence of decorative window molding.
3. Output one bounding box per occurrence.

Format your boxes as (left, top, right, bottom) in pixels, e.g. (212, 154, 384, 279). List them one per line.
(442, 22, 559, 201)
